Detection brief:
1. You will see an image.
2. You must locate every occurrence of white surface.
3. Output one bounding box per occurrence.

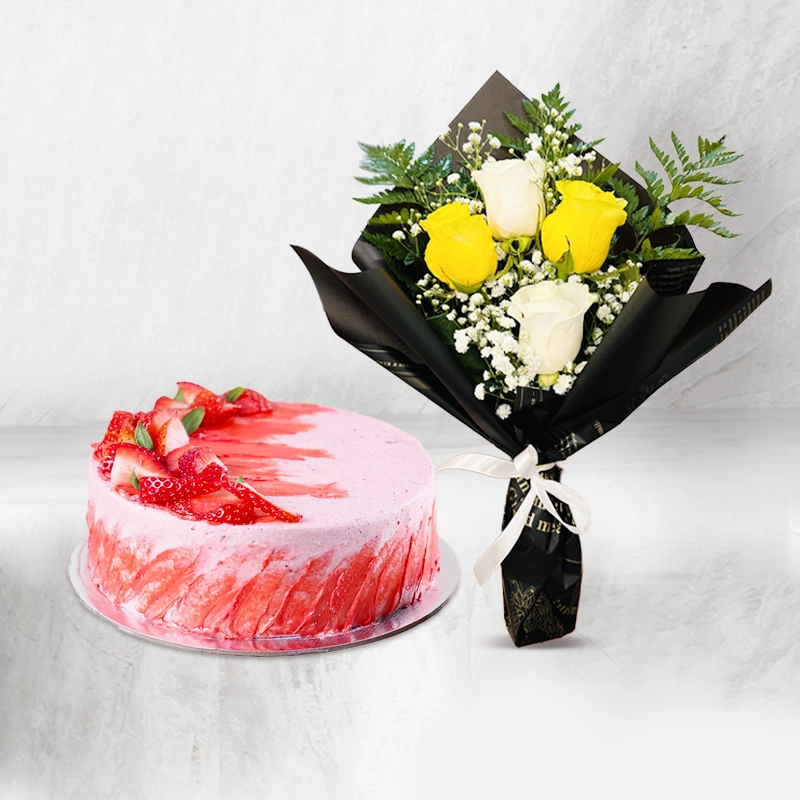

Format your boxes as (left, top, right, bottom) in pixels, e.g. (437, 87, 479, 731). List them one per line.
(0, 0, 793, 424)
(1, 409, 798, 798)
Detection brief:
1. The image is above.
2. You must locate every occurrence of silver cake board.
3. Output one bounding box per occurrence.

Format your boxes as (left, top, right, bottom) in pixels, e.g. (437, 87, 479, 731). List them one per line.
(68, 539, 459, 655)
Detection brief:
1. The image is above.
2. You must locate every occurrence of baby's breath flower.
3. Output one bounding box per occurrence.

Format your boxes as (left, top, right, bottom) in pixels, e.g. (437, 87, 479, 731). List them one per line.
(553, 374, 574, 395)
(488, 136, 501, 149)
(496, 404, 512, 420)
(596, 304, 614, 323)
(525, 132, 543, 151)
(468, 121, 482, 132)
(474, 383, 486, 400)
(446, 173, 460, 185)
(392, 230, 406, 241)
(409, 223, 422, 237)
(454, 330, 471, 354)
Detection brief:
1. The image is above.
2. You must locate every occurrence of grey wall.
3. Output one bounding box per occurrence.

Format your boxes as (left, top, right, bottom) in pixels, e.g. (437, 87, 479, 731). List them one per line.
(0, 0, 794, 424)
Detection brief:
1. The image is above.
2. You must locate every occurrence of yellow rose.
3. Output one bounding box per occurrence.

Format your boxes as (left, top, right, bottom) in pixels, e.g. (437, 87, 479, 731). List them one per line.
(420, 203, 498, 292)
(540, 180, 628, 274)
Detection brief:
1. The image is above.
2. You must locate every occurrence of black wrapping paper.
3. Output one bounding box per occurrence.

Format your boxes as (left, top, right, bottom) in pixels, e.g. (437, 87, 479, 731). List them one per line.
(294, 72, 772, 646)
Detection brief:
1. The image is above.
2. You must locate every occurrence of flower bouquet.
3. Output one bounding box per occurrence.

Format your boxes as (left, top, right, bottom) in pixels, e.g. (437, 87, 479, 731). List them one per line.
(294, 72, 771, 646)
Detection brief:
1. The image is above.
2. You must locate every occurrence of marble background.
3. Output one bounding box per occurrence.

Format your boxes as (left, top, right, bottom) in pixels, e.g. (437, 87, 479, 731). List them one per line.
(0, 0, 795, 425)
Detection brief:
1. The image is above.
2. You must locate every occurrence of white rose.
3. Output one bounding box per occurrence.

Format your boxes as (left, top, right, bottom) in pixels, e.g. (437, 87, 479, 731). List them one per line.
(472, 157, 546, 240)
(508, 281, 597, 375)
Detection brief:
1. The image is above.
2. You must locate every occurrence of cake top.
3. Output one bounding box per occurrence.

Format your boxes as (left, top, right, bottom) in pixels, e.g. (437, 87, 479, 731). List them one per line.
(92, 381, 433, 528)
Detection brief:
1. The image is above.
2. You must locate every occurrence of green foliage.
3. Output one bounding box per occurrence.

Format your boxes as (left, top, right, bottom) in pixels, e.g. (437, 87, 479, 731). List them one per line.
(607, 176, 650, 242)
(368, 208, 418, 226)
(181, 407, 205, 435)
(491, 131, 528, 154)
(504, 111, 534, 137)
(585, 161, 620, 186)
(355, 141, 418, 187)
(635, 133, 741, 238)
(640, 242, 702, 262)
(504, 84, 595, 143)
(360, 231, 420, 293)
(130, 469, 140, 491)
(362, 230, 412, 264)
(354, 188, 418, 205)
(134, 421, 153, 450)
(226, 386, 244, 402)
(354, 141, 451, 205)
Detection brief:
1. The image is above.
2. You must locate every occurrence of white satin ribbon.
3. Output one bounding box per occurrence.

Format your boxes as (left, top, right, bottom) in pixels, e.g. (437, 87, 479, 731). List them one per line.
(437, 444, 591, 586)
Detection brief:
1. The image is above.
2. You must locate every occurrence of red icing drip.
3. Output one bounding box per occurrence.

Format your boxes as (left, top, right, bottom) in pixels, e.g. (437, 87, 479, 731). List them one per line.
(191, 404, 348, 500)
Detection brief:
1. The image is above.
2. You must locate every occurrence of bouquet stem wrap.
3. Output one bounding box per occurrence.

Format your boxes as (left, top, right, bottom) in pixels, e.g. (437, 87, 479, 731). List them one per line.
(501, 470, 582, 646)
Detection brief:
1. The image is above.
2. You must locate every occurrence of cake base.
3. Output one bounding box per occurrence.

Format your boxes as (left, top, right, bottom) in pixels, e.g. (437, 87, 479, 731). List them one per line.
(69, 538, 458, 655)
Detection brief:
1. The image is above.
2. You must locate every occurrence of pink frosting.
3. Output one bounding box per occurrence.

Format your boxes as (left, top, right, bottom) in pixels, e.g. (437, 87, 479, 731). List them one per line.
(86, 404, 438, 638)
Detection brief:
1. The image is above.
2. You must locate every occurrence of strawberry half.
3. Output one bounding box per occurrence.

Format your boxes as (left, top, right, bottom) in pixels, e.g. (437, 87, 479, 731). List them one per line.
(101, 411, 135, 446)
(171, 491, 256, 525)
(221, 475, 302, 523)
(109, 443, 172, 489)
(154, 416, 190, 456)
(233, 388, 273, 416)
(191, 390, 238, 427)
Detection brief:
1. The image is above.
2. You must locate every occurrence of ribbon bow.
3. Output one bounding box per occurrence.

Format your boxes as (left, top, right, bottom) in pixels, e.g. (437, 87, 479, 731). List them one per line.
(437, 444, 591, 585)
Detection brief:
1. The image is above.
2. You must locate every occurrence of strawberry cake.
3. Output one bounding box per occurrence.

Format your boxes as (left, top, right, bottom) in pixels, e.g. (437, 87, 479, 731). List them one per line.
(85, 382, 439, 639)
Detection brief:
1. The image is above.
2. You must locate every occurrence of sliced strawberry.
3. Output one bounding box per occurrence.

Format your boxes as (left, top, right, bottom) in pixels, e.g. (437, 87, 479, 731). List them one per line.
(165, 444, 196, 475)
(101, 411, 134, 446)
(97, 442, 121, 478)
(153, 396, 190, 416)
(139, 474, 188, 504)
(171, 490, 256, 525)
(109, 443, 171, 488)
(221, 475, 302, 523)
(175, 382, 208, 405)
(178, 446, 227, 481)
(154, 416, 190, 456)
(142, 409, 171, 438)
(233, 388, 273, 416)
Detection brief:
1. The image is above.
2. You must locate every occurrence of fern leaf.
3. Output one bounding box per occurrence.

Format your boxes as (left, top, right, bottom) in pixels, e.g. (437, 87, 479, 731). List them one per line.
(354, 188, 419, 205)
(671, 132, 691, 170)
(504, 111, 534, 136)
(649, 137, 679, 182)
(492, 132, 527, 153)
(368, 209, 417, 226)
(356, 140, 417, 188)
(585, 161, 619, 186)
